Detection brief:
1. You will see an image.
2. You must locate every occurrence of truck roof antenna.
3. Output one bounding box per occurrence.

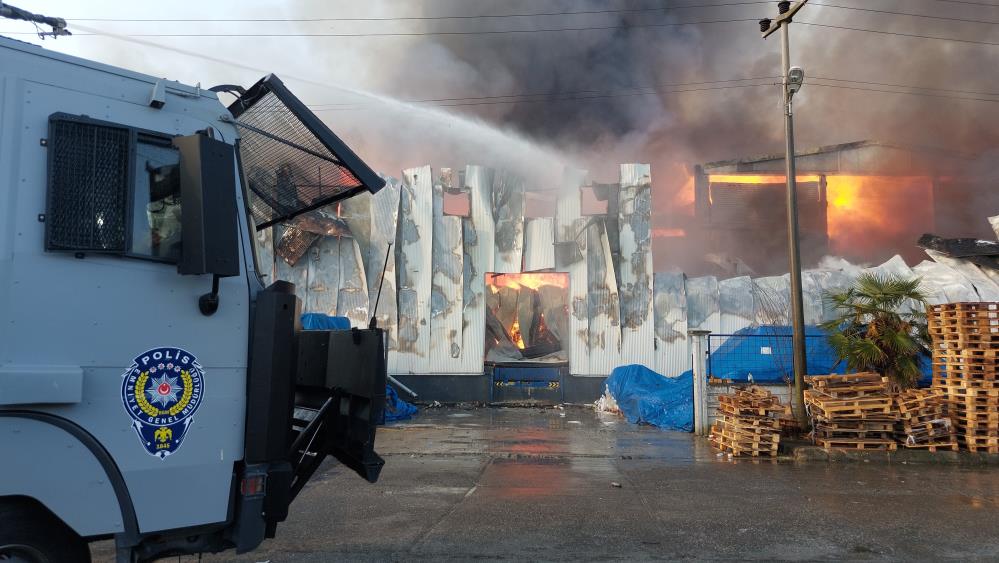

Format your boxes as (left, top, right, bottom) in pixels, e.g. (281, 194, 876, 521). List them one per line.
(368, 242, 393, 330)
(0, 2, 71, 39)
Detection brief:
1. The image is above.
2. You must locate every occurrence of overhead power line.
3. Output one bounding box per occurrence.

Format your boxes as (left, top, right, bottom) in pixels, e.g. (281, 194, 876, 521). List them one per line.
(929, 0, 999, 7)
(61, 2, 999, 27)
(799, 21, 999, 47)
(813, 2, 999, 25)
(1, 17, 762, 37)
(62, 2, 774, 23)
(807, 81, 999, 103)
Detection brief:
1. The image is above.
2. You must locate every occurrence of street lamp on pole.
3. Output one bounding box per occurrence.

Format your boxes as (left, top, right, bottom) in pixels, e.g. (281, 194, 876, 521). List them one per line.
(760, 0, 810, 429)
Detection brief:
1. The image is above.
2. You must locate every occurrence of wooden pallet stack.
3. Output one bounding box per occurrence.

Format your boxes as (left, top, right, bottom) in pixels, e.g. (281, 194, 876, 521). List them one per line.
(929, 302, 999, 453)
(804, 373, 898, 451)
(710, 386, 784, 457)
(894, 389, 958, 451)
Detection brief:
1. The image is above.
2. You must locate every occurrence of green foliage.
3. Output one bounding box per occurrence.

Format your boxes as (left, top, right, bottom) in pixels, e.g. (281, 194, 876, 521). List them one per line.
(820, 273, 930, 389)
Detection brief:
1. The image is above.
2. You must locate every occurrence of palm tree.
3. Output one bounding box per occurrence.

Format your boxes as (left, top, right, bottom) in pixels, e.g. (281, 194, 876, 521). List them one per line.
(820, 273, 930, 390)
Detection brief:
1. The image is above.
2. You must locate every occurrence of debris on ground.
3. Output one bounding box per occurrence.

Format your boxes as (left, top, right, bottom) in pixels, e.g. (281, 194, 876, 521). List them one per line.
(930, 302, 999, 453)
(595, 385, 621, 414)
(805, 373, 898, 451)
(709, 386, 785, 457)
(895, 389, 958, 451)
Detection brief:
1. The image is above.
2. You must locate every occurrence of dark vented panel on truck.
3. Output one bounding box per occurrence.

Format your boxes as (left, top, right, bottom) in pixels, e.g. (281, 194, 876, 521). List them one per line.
(228, 75, 384, 230)
(46, 116, 131, 252)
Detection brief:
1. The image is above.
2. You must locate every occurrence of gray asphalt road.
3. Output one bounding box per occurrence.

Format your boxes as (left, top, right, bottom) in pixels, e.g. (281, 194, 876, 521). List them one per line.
(94, 407, 999, 561)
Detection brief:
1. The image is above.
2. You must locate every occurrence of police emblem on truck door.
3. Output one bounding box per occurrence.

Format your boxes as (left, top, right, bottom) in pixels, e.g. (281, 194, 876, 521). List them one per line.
(120, 347, 205, 459)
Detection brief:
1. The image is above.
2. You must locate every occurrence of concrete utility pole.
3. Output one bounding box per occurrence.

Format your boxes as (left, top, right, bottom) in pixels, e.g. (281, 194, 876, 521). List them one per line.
(760, 0, 810, 428)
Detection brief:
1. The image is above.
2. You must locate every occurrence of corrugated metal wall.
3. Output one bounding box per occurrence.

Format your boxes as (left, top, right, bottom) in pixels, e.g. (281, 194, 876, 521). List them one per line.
(523, 218, 555, 271)
(336, 237, 369, 327)
(396, 166, 434, 373)
(618, 164, 655, 369)
(653, 272, 689, 378)
(557, 168, 590, 375)
(369, 176, 401, 372)
(457, 165, 495, 374)
(587, 222, 623, 375)
(430, 175, 465, 372)
(492, 170, 524, 273)
(686, 276, 721, 334)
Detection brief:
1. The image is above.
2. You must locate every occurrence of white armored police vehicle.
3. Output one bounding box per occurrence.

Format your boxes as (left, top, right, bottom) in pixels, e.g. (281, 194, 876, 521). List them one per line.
(0, 9, 387, 563)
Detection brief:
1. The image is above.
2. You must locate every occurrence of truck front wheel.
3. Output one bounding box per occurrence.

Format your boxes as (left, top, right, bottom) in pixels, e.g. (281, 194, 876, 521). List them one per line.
(0, 499, 91, 563)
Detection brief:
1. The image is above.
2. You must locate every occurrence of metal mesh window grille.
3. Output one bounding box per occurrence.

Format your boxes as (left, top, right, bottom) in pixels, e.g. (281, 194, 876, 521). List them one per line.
(47, 118, 131, 252)
(237, 91, 363, 229)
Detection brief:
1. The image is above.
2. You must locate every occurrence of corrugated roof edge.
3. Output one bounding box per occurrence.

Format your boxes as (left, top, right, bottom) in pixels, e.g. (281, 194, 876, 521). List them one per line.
(702, 140, 978, 170)
(0, 35, 214, 99)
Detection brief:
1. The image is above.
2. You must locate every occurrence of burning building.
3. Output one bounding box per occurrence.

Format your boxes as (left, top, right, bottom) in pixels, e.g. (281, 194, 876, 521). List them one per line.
(254, 158, 999, 403)
(693, 141, 987, 275)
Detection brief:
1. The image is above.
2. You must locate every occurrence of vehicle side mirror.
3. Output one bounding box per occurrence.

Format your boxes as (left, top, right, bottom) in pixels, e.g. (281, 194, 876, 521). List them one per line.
(175, 133, 241, 278)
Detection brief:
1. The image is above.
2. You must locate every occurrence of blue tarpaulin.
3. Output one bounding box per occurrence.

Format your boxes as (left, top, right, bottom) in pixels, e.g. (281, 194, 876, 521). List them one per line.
(605, 365, 693, 431)
(384, 384, 418, 423)
(300, 313, 351, 330)
(708, 326, 932, 386)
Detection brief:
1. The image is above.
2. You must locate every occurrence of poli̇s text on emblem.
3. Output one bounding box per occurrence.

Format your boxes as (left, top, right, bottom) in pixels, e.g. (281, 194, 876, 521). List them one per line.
(120, 347, 205, 459)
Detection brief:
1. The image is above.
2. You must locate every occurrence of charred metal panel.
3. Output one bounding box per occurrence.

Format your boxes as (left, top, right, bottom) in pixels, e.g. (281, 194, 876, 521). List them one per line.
(719, 276, 754, 338)
(912, 260, 978, 304)
(274, 225, 310, 299)
(557, 168, 590, 376)
(337, 236, 369, 327)
(340, 194, 371, 279)
(925, 249, 999, 301)
(618, 164, 654, 368)
(275, 226, 319, 267)
(457, 165, 495, 374)
(492, 170, 525, 273)
(430, 178, 464, 372)
(255, 225, 276, 284)
(396, 166, 434, 373)
(653, 272, 689, 378)
(369, 176, 401, 371)
(686, 276, 720, 334)
(753, 275, 790, 326)
(523, 218, 555, 272)
(304, 236, 339, 315)
(587, 220, 622, 376)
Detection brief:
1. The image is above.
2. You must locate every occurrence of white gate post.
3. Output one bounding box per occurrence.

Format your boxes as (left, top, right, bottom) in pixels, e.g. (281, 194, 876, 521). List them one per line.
(689, 330, 712, 436)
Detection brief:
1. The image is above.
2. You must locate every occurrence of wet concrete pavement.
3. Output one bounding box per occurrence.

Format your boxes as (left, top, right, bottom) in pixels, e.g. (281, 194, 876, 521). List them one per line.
(94, 406, 999, 561)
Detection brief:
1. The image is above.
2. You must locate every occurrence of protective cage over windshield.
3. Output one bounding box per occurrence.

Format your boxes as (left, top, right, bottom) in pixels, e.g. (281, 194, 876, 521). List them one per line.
(227, 74, 385, 231)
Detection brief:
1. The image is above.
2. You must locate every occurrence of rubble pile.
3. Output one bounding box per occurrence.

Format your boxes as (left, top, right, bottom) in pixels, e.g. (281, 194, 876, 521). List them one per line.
(930, 302, 999, 453)
(710, 386, 787, 457)
(805, 373, 898, 451)
(894, 389, 958, 451)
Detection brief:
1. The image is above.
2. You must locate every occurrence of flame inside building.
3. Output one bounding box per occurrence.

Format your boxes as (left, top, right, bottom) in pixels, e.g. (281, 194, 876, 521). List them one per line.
(485, 272, 569, 362)
(683, 141, 994, 276)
